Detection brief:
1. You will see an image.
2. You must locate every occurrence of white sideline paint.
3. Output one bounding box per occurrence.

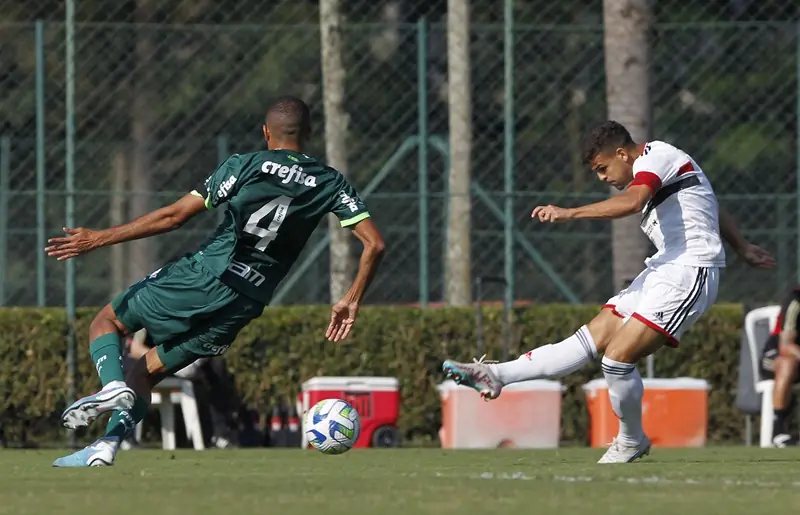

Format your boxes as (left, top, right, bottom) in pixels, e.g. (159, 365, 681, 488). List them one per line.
(430, 472, 800, 488)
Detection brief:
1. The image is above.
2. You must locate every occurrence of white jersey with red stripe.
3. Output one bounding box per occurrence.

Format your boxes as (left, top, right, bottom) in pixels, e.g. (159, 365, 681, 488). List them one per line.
(628, 140, 726, 268)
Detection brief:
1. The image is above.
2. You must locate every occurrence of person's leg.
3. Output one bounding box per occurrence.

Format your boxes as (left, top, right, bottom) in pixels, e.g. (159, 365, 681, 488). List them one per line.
(200, 358, 240, 447)
(89, 303, 128, 385)
(442, 268, 648, 400)
(54, 264, 183, 468)
(54, 259, 264, 467)
(772, 353, 799, 446)
(103, 294, 263, 450)
(53, 347, 170, 468)
(597, 265, 717, 464)
(60, 303, 137, 430)
(105, 259, 263, 448)
(102, 347, 169, 442)
(87, 260, 191, 439)
(598, 317, 667, 463)
(491, 308, 624, 383)
(442, 309, 624, 399)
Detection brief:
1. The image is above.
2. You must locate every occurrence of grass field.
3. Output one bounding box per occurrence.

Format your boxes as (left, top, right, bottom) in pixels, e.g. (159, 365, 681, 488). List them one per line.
(1, 448, 799, 514)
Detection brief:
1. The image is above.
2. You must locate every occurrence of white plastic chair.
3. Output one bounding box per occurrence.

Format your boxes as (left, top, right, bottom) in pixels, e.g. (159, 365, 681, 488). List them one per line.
(743, 305, 781, 448)
(134, 377, 205, 450)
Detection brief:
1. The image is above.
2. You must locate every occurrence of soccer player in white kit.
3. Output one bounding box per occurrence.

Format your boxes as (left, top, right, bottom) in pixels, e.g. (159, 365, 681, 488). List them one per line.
(442, 121, 776, 463)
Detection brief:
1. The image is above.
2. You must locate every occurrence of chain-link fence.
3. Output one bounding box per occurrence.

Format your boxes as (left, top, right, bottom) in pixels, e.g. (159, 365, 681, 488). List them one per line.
(0, 0, 798, 307)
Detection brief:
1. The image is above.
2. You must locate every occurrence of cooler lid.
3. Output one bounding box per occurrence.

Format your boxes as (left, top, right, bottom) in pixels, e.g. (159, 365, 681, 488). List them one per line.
(302, 376, 399, 392)
(582, 377, 710, 392)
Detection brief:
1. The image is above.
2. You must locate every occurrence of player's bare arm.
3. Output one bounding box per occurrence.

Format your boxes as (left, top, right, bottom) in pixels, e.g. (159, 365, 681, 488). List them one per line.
(717, 207, 776, 269)
(532, 184, 652, 223)
(326, 218, 386, 343)
(45, 193, 207, 261)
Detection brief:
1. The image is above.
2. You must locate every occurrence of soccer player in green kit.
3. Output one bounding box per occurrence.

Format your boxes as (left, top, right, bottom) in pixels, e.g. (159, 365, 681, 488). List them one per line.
(45, 96, 386, 467)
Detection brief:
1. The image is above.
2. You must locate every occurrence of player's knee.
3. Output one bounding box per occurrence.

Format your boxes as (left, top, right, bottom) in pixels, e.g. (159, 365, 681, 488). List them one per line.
(587, 310, 624, 353)
(603, 342, 636, 363)
(89, 303, 125, 336)
(775, 356, 799, 381)
(89, 307, 108, 334)
(779, 344, 800, 362)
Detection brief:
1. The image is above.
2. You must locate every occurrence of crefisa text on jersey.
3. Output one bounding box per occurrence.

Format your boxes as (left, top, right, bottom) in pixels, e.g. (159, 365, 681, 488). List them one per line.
(261, 160, 318, 187)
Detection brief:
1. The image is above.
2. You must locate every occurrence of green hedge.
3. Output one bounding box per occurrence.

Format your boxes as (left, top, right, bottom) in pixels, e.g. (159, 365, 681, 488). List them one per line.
(0, 304, 747, 445)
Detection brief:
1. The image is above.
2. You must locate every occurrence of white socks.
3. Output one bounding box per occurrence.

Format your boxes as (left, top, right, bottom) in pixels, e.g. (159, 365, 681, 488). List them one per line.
(93, 436, 121, 455)
(488, 325, 598, 385)
(486, 324, 646, 448)
(602, 356, 645, 447)
(103, 380, 127, 391)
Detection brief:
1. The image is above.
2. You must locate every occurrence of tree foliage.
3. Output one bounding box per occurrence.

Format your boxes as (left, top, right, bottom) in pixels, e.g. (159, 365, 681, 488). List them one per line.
(0, 1, 797, 306)
(0, 303, 752, 445)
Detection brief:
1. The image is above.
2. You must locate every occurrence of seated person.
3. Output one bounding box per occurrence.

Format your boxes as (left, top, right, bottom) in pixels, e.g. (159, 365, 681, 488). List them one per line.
(123, 330, 241, 449)
(760, 287, 800, 447)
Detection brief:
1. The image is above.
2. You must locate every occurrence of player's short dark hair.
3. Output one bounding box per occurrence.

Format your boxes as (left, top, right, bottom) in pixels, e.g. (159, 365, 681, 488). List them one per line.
(581, 121, 635, 166)
(265, 95, 311, 140)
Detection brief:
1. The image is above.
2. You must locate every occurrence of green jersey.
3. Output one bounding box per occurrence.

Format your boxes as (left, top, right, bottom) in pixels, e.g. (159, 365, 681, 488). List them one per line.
(190, 149, 370, 304)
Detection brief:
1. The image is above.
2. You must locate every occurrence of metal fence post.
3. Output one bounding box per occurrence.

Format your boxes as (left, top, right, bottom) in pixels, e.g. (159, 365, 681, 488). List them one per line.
(475, 277, 484, 357)
(0, 136, 9, 307)
(417, 18, 429, 307)
(796, 23, 800, 284)
(36, 19, 47, 307)
(65, 0, 78, 446)
(503, 0, 516, 311)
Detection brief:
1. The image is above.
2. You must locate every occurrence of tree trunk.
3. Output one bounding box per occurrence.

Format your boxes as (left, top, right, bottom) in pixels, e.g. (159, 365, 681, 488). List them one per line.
(445, 0, 472, 306)
(128, 0, 156, 284)
(320, 0, 354, 303)
(110, 146, 127, 296)
(603, 0, 652, 291)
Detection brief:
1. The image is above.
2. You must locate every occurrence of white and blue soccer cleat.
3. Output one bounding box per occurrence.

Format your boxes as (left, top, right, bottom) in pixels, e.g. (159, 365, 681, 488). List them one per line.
(61, 382, 135, 430)
(442, 355, 503, 400)
(597, 435, 651, 464)
(52, 438, 118, 468)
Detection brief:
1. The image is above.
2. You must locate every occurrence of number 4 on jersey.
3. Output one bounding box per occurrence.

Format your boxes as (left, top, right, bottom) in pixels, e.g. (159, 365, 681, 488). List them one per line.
(244, 195, 292, 251)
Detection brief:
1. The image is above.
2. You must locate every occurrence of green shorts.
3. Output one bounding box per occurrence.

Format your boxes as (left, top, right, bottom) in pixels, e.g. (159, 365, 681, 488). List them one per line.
(111, 255, 265, 372)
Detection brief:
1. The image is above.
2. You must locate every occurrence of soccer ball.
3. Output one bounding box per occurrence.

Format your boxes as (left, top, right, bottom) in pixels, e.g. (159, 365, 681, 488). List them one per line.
(304, 398, 361, 454)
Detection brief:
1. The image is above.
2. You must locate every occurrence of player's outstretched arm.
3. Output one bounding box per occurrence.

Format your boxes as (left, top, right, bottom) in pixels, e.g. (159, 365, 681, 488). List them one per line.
(532, 185, 652, 223)
(718, 207, 776, 269)
(45, 193, 207, 261)
(326, 218, 386, 343)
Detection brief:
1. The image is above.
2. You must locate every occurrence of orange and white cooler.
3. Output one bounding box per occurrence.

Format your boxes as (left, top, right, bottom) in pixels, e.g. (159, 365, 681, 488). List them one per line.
(582, 377, 710, 448)
(437, 379, 563, 449)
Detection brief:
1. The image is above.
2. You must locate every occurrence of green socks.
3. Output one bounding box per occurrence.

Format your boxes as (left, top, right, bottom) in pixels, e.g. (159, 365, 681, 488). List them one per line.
(104, 397, 148, 440)
(91, 332, 149, 442)
(89, 333, 125, 386)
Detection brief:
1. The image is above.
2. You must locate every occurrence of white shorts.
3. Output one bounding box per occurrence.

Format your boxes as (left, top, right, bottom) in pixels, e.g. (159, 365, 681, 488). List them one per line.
(603, 262, 720, 347)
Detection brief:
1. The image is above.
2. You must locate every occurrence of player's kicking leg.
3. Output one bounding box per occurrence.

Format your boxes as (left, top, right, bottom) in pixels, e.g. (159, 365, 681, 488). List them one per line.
(53, 346, 168, 467)
(53, 261, 264, 467)
(442, 308, 623, 399)
(53, 303, 145, 467)
(60, 303, 136, 431)
(441, 310, 657, 463)
(444, 264, 717, 463)
(596, 265, 717, 463)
